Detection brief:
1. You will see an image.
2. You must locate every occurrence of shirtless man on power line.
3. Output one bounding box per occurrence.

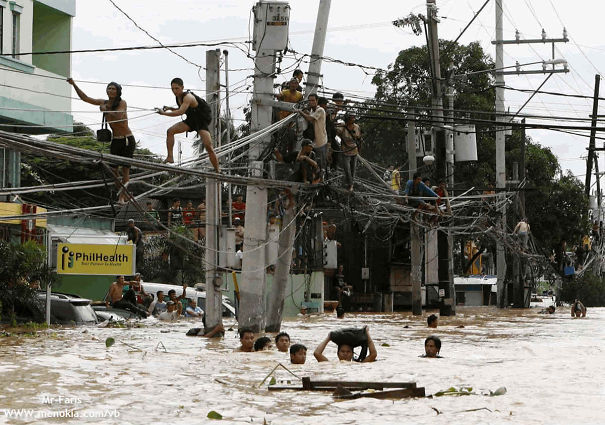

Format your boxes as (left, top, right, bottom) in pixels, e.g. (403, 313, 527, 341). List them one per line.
(156, 77, 220, 172)
(67, 78, 134, 204)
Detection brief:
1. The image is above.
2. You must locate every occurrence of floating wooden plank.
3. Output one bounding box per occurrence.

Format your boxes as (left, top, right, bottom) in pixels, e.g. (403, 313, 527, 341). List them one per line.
(302, 377, 417, 391)
(333, 387, 426, 400)
(268, 377, 417, 392)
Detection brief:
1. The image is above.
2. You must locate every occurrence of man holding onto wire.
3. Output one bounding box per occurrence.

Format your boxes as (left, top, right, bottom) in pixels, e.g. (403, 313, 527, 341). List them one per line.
(156, 78, 220, 172)
(67, 78, 135, 204)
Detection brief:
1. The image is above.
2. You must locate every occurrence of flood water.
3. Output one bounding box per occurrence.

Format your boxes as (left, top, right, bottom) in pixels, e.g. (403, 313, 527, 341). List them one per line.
(0, 307, 603, 425)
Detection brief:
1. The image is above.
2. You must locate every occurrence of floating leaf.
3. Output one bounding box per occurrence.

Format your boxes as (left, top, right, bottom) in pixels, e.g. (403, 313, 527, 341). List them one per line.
(269, 376, 276, 385)
(434, 386, 474, 397)
(105, 337, 115, 348)
(381, 343, 390, 347)
(207, 411, 223, 420)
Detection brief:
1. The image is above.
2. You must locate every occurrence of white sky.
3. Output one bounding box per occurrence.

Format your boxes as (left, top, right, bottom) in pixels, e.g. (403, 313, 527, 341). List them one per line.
(70, 0, 605, 190)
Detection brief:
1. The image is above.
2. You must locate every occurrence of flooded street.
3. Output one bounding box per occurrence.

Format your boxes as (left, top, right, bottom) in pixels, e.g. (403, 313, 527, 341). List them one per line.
(1, 307, 603, 425)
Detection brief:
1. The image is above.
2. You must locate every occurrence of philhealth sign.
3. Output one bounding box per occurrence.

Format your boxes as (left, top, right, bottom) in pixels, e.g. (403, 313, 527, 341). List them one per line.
(57, 243, 135, 275)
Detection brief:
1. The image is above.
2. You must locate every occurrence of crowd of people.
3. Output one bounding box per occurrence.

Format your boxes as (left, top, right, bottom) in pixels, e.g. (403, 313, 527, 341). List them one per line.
(273, 70, 362, 191)
(234, 314, 445, 364)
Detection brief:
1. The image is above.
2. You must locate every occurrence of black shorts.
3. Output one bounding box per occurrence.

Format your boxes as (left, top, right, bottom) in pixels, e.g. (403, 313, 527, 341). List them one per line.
(184, 114, 210, 133)
(110, 135, 136, 168)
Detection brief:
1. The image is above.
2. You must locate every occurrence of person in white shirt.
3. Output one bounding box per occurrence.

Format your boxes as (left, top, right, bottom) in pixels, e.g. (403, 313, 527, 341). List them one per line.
(158, 301, 180, 321)
(147, 290, 167, 316)
(185, 299, 204, 318)
(300, 94, 328, 178)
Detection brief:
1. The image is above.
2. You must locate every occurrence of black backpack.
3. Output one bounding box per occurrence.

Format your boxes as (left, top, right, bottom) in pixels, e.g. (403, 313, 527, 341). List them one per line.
(177, 91, 212, 124)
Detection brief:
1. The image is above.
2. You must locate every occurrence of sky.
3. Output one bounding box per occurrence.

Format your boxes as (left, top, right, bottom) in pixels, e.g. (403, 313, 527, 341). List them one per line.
(69, 0, 605, 192)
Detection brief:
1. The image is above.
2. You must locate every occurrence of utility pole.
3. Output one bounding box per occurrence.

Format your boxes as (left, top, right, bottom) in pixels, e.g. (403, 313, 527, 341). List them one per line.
(303, 0, 331, 97)
(240, 2, 290, 332)
(494, 0, 507, 308)
(408, 115, 422, 315)
(204, 49, 222, 334)
(267, 0, 329, 329)
(585, 74, 600, 197)
(224, 49, 233, 228)
(426, 0, 455, 315)
(493, 0, 568, 308)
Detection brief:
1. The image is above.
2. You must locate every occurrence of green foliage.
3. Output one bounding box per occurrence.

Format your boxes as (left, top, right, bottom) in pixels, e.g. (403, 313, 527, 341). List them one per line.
(529, 172, 589, 250)
(138, 226, 204, 285)
(434, 386, 474, 397)
(560, 273, 605, 306)
(207, 411, 223, 420)
(0, 241, 55, 323)
(364, 41, 495, 179)
(21, 135, 163, 210)
(105, 337, 116, 348)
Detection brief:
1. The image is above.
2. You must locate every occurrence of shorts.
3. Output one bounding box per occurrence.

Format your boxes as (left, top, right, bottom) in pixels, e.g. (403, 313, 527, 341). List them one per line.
(110, 135, 136, 168)
(184, 114, 210, 133)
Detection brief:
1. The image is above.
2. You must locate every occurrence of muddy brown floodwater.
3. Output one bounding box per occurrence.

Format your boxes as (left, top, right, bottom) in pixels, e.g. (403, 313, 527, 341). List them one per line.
(0, 307, 603, 425)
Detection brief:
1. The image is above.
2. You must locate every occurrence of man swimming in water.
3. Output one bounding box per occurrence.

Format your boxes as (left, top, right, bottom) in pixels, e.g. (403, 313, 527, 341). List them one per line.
(313, 327, 377, 362)
(421, 335, 442, 358)
(571, 299, 586, 317)
(156, 78, 220, 172)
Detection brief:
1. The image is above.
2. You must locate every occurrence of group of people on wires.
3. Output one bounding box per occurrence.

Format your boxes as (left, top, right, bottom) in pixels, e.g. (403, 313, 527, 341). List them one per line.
(273, 70, 363, 192)
(67, 77, 219, 204)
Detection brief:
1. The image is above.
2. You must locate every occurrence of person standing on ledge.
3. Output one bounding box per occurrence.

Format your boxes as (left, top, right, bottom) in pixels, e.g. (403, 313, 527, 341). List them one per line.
(67, 78, 134, 204)
(156, 78, 219, 172)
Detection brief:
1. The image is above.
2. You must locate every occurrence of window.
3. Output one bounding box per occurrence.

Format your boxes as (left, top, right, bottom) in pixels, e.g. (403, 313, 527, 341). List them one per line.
(11, 10, 18, 58)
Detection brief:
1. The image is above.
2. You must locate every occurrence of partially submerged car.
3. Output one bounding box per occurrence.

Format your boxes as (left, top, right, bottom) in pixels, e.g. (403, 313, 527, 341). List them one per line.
(36, 292, 98, 325)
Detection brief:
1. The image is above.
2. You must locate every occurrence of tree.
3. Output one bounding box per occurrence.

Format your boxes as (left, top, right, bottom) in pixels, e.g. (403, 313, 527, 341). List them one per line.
(0, 241, 56, 323)
(363, 41, 495, 180)
(365, 38, 589, 275)
(20, 133, 164, 211)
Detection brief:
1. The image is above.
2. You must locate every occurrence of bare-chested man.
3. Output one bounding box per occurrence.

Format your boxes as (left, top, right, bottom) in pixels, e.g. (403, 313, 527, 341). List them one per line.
(107, 275, 149, 318)
(67, 79, 134, 204)
(156, 78, 219, 172)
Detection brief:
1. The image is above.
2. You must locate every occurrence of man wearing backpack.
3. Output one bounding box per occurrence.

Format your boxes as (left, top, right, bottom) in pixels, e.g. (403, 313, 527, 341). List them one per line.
(157, 78, 220, 172)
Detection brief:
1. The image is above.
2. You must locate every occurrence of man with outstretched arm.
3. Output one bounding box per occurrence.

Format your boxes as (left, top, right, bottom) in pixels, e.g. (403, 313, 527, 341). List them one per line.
(67, 78, 134, 204)
(156, 78, 220, 172)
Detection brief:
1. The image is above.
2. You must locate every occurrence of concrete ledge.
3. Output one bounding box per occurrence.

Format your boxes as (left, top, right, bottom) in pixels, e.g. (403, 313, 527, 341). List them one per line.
(0, 56, 36, 73)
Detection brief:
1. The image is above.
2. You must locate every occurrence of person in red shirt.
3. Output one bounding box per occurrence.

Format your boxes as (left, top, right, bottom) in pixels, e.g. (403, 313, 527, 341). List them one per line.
(232, 195, 246, 221)
(183, 200, 195, 227)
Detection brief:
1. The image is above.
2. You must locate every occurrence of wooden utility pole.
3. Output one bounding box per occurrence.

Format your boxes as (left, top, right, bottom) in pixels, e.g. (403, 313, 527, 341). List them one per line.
(204, 49, 223, 333)
(240, 2, 290, 332)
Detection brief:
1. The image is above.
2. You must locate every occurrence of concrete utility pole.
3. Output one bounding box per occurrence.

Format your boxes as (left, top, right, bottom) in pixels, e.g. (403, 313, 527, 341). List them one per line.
(493, 0, 568, 307)
(408, 116, 422, 315)
(495, 0, 507, 308)
(426, 0, 455, 315)
(240, 2, 290, 332)
(204, 49, 223, 333)
(267, 0, 330, 328)
(224, 50, 233, 228)
(585, 74, 600, 197)
(304, 0, 331, 97)
(265, 200, 296, 331)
